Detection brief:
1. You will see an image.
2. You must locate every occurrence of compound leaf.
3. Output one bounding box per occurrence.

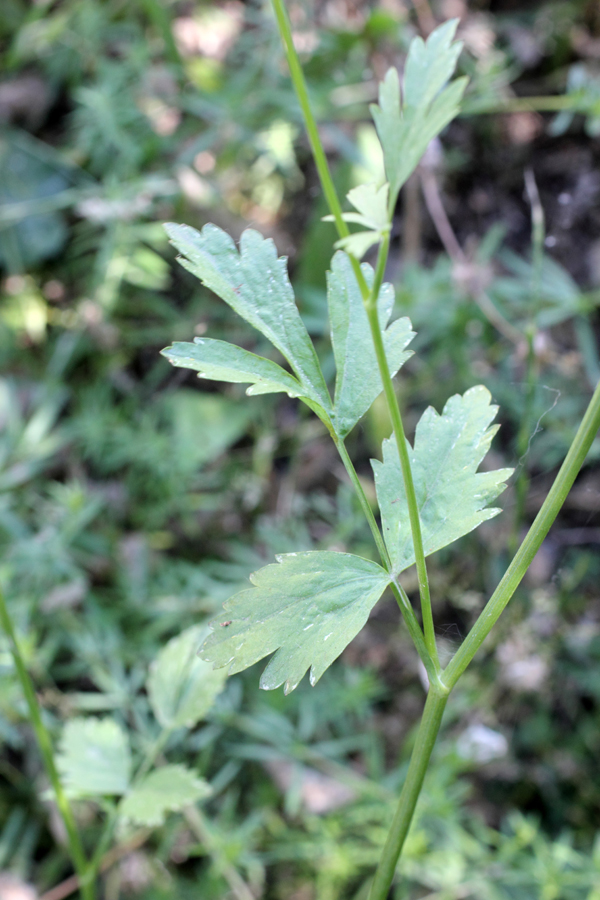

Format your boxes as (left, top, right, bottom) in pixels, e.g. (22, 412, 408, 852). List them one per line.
(165, 223, 331, 411)
(148, 624, 228, 730)
(200, 552, 391, 694)
(328, 251, 415, 437)
(57, 718, 131, 798)
(119, 765, 211, 827)
(370, 20, 467, 207)
(162, 338, 306, 398)
(372, 386, 513, 574)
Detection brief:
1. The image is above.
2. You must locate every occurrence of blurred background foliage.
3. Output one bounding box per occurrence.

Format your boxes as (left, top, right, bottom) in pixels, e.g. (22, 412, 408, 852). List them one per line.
(1, 0, 600, 897)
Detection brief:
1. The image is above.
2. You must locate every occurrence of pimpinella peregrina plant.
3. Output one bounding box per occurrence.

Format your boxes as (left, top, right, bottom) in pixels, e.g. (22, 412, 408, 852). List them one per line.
(160, 14, 600, 898)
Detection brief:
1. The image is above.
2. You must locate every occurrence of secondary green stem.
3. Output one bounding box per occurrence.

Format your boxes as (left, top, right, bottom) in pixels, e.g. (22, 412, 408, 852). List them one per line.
(333, 439, 437, 683)
(365, 237, 439, 671)
(334, 436, 391, 569)
(0, 588, 93, 900)
(368, 685, 449, 900)
(270, 0, 370, 301)
(445, 376, 600, 688)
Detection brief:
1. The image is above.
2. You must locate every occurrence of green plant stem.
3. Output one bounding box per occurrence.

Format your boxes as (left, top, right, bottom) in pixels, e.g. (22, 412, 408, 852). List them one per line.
(0, 588, 93, 900)
(389, 582, 442, 689)
(333, 438, 437, 683)
(368, 685, 449, 900)
(269, 0, 370, 301)
(510, 330, 537, 555)
(445, 376, 600, 688)
(365, 240, 439, 672)
(271, 3, 439, 670)
(334, 437, 390, 568)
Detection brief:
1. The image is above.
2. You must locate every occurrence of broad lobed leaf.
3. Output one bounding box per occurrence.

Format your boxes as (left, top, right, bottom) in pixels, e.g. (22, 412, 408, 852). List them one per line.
(57, 717, 131, 798)
(372, 386, 513, 574)
(164, 223, 331, 411)
(162, 338, 307, 399)
(200, 551, 391, 694)
(119, 765, 211, 827)
(328, 252, 415, 437)
(148, 624, 228, 730)
(370, 20, 467, 206)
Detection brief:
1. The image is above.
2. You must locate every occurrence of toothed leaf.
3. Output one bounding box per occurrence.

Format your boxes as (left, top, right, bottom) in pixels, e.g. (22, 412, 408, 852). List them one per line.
(325, 183, 390, 260)
(328, 251, 415, 437)
(57, 718, 131, 798)
(164, 223, 331, 410)
(334, 231, 382, 260)
(372, 386, 513, 575)
(370, 20, 467, 206)
(119, 765, 211, 827)
(148, 624, 228, 730)
(162, 338, 307, 398)
(200, 552, 391, 694)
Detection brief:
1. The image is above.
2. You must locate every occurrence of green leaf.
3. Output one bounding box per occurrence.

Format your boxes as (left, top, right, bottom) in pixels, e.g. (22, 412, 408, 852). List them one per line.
(370, 20, 467, 206)
(119, 765, 211, 827)
(57, 718, 131, 797)
(328, 252, 415, 438)
(162, 338, 307, 398)
(372, 386, 513, 575)
(200, 552, 391, 694)
(325, 183, 391, 260)
(147, 624, 228, 730)
(164, 223, 331, 411)
(334, 230, 381, 260)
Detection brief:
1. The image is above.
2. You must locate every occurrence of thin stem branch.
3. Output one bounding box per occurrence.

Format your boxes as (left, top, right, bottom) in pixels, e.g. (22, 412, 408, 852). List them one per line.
(334, 439, 436, 682)
(269, 0, 370, 304)
(0, 588, 93, 900)
(364, 241, 439, 671)
(444, 376, 600, 688)
(334, 437, 391, 569)
(270, 0, 347, 242)
(389, 582, 443, 689)
(368, 685, 449, 900)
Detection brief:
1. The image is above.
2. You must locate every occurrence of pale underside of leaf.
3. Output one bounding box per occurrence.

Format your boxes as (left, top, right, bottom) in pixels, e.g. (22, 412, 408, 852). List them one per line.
(328, 251, 415, 437)
(119, 765, 211, 827)
(372, 385, 513, 575)
(200, 551, 391, 694)
(57, 717, 131, 798)
(370, 20, 467, 206)
(164, 222, 331, 411)
(147, 624, 228, 730)
(162, 338, 307, 398)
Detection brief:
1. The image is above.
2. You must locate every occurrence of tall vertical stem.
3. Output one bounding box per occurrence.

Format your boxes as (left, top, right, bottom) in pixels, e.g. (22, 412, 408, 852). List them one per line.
(368, 686, 449, 900)
(0, 588, 93, 900)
